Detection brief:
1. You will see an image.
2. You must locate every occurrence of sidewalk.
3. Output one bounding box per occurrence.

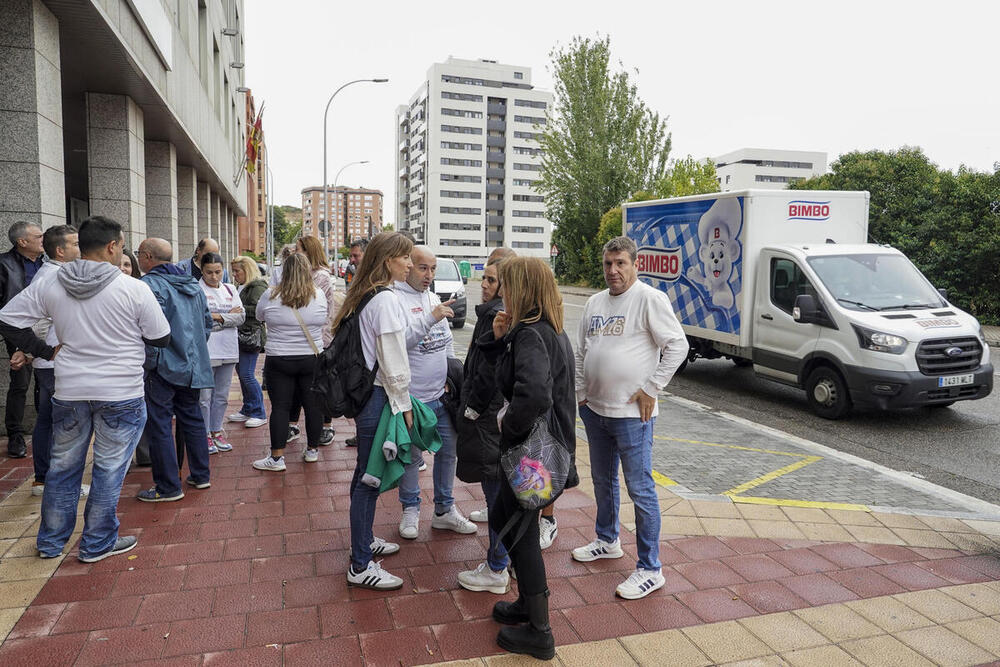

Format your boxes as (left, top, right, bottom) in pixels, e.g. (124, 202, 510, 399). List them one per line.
(1, 391, 1000, 665)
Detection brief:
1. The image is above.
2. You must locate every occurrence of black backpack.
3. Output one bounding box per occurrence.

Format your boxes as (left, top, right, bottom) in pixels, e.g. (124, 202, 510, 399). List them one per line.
(310, 287, 386, 418)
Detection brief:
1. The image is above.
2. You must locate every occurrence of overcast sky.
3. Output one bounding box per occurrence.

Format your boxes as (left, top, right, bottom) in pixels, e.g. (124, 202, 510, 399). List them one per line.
(244, 0, 999, 217)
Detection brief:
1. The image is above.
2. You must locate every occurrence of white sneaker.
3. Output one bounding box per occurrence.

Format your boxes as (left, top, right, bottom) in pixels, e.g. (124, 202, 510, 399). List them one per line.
(302, 448, 319, 463)
(418, 459, 427, 472)
(371, 536, 400, 556)
(431, 506, 477, 534)
(616, 568, 665, 600)
(347, 560, 403, 590)
(318, 427, 335, 446)
(399, 507, 419, 539)
(245, 417, 267, 428)
(469, 508, 489, 523)
(571, 538, 624, 562)
(539, 516, 558, 550)
(31, 483, 87, 497)
(252, 455, 286, 472)
(458, 562, 510, 594)
(227, 412, 249, 423)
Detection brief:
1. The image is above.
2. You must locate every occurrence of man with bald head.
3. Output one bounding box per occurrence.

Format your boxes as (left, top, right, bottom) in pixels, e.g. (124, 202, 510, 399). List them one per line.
(136, 238, 215, 502)
(393, 245, 476, 539)
(177, 237, 228, 281)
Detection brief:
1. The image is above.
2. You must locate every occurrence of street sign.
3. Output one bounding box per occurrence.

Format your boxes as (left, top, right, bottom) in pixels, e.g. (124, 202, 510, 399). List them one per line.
(318, 220, 331, 233)
(550, 244, 559, 257)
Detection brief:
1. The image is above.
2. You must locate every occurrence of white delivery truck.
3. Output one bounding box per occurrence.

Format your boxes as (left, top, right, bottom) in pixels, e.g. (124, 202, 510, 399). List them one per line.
(623, 189, 993, 418)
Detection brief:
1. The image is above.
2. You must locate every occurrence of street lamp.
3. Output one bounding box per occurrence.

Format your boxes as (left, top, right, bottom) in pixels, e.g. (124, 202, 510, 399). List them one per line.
(265, 162, 274, 269)
(321, 77, 388, 263)
(328, 160, 369, 265)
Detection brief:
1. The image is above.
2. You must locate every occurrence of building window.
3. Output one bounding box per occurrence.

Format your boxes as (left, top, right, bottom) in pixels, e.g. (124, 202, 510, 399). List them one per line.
(512, 178, 537, 187)
(441, 108, 483, 119)
(441, 174, 482, 183)
(513, 131, 540, 140)
(513, 163, 542, 172)
(512, 194, 544, 203)
(441, 91, 483, 102)
(512, 210, 545, 218)
(441, 124, 483, 135)
(441, 141, 483, 151)
(440, 222, 482, 231)
(512, 146, 543, 156)
(755, 175, 804, 183)
(441, 157, 483, 167)
(511, 241, 544, 249)
(514, 99, 547, 109)
(440, 206, 482, 215)
(440, 190, 482, 199)
(513, 115, 546, 125)
(512, 225, 544, 233)
(514, 72, 523, 80)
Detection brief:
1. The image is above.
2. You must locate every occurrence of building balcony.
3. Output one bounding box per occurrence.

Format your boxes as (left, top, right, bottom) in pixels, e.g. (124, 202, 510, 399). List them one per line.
(486, 231, 505, 242)
(486, 167, 504, 179)
(487, 103, 507, 115)
(487, 136, 505, 148)
(487, 151, 505, 163)
(487, 215, 504, 226)
(487, 119, 506, 131)
(485, 183, 504, 195)
(485, 200, 504, 211)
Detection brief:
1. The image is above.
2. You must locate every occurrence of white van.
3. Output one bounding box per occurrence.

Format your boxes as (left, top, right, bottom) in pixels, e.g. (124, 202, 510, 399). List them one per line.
(624, 190, 993, 418)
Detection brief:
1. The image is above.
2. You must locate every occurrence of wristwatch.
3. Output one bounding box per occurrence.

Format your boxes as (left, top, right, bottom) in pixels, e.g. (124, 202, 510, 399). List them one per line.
(463, 406, 480, 420)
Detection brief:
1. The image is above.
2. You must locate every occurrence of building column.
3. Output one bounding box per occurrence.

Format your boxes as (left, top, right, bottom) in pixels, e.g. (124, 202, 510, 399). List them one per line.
(220, 205, 230, 260)
(0, 0, 65, 238)
(177, 166, 197, 259)
(228, 208, 236, 258)
(195, 180, 210, 245)
(144, 141, 178, 256)
(86, 93, 145, 249)
(210, 191, 221, 244)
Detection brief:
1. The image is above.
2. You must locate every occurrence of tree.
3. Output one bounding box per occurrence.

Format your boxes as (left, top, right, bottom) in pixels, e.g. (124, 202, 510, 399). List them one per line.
(792, 148, 1000, 323)
(655, 156, 719, 198)
(381, 223, 395, 232)
(539, 35, 672, 283)
(271, 205, 300, 247)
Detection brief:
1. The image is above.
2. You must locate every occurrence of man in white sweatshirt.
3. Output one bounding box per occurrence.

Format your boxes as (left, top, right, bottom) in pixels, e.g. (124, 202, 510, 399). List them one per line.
(395, 246, 477, 539)
(572, 236, 688, 600)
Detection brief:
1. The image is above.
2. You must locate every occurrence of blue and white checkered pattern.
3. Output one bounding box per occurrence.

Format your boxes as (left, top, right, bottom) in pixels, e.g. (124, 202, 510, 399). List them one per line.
(627, 203, 743, 335)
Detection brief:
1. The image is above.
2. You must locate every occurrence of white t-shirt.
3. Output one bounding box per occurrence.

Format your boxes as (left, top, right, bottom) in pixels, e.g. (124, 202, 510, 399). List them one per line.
(0, 269, 170, 401)
(256, 287, 327, 356)
(201, 280, 241, 361)
(576, 280, 688, 419)
(29, 261, 62, 371)
(359, 290, 407, 372)
(393, 281, 454, 402)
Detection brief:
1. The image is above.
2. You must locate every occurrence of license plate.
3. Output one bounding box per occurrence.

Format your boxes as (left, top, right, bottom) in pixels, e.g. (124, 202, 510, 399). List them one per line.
(938, 374, 974, 387)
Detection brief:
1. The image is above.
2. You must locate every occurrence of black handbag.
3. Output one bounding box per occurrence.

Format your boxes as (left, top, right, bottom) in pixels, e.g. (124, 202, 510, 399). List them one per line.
(238, 326, 264, 353)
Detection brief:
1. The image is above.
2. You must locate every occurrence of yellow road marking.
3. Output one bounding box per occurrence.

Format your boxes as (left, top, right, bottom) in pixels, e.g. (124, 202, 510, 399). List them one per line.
(651, 470, 678, 487)
(653, 435, 808, 458)
(722, 456, 822, 497)
(729, 495, 870, 512)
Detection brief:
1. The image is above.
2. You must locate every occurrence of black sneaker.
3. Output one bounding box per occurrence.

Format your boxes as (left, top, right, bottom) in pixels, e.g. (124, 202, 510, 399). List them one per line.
(345, 436, 357, 448)
(286, 425, 300, 442)
(79, 535, 138, 563)
(7, 433, 26, 458)
(318, 426, 335, 446)
(185, 475, 211, 489)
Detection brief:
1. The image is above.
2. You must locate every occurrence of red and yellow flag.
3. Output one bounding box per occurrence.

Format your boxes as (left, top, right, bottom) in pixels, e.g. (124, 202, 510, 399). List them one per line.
(246, 107, 263, 174)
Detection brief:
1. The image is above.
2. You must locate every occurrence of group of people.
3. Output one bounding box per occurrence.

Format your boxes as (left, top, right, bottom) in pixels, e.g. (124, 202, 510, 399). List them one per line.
(0, 217, 688, 661)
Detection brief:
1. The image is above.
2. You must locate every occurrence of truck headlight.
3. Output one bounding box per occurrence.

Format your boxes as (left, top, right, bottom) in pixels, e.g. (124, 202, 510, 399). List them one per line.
(977, 326, 988, 348)
(852, 325, 907, 354)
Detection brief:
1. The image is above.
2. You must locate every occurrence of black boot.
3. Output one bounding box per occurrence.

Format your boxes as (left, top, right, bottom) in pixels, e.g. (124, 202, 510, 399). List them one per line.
(496, 590, 555, 660)
(492, 594, 528, 625)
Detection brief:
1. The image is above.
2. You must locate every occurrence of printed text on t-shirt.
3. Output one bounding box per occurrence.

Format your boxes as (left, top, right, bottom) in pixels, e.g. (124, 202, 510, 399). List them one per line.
(587, 315, 625, 337)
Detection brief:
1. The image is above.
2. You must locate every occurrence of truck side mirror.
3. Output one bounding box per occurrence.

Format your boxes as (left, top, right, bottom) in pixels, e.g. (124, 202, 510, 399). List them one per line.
(463, 276, 468, 284)
(793, 294, 818, 323)
(937, 288, 948, 301)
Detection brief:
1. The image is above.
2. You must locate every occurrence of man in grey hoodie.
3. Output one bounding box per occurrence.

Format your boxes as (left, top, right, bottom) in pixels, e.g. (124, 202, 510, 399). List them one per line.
(0, 216, 171, 562)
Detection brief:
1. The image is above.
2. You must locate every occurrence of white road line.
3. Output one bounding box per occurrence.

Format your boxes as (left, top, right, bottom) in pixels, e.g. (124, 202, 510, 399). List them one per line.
(662, 393, 1000, 519)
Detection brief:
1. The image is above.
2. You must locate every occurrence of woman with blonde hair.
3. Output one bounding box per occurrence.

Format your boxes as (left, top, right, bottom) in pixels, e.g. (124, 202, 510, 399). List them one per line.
(227, 256, 268, 428)
(341, 232, 415, 591)
(251, 253, 328, 471)
(479, 257, 577, 660)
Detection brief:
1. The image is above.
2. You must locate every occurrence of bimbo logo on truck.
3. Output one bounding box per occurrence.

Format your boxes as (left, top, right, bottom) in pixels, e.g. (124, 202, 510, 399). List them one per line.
(787, 200, 831, 221)
(636, 246, 682, 282)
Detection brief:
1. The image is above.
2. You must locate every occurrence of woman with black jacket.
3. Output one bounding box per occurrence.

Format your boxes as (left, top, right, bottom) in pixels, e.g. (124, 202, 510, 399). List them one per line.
(478, 256, 577, 661)
(455, 256, 511, 595)
(228, 256, 268, 428)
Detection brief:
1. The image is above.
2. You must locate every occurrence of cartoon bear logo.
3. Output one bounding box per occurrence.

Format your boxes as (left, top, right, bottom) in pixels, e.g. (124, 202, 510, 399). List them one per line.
(685, 197, 742, 310)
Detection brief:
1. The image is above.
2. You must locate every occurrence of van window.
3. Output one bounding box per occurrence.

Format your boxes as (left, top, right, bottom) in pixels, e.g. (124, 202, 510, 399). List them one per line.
(770, 258, 817, 314)
(435, 259, 461, 281)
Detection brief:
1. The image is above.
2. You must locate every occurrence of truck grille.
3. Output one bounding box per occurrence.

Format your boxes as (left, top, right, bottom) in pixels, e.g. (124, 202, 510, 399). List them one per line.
(915, 336, 982, 376)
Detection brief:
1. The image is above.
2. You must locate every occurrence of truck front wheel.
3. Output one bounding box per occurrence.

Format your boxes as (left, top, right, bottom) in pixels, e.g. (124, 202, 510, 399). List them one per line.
(805, 366, 852, 419)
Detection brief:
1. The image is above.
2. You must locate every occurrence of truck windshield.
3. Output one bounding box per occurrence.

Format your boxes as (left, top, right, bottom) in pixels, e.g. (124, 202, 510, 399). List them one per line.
(435, 260, 460, 281)
(807, 254, 946, 312)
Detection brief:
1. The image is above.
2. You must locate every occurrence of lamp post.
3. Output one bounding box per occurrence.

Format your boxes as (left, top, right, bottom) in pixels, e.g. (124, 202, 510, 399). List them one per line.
(330, 159, 369, 266)
(265, 162, 275, 269)
(321, 77, 388, 263)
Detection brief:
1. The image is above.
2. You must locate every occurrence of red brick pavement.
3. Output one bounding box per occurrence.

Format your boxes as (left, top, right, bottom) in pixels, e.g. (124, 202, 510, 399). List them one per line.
(4, 409, 1000, 665)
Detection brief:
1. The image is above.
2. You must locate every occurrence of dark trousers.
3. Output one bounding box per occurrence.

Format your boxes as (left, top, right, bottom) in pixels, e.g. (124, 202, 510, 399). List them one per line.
(263, 354, 322, 451)
(31, 367, 54, 482)
(144, 371, 211, 494)
(489, 481, 546, 596)
(5, 341, 30, 437)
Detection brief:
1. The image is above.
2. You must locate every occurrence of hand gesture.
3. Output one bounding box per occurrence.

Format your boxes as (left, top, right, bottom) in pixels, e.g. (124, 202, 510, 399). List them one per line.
(432, 299, 456, 322)
(628, 389, 656, 422)
(493, 311, 512, 339)
(403, 410, 414, 430)
(9, 350, 27, 371)
(229, 305, 244, 313)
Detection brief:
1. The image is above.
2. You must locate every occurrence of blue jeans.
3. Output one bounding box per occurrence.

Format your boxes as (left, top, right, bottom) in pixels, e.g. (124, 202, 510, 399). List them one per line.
(199, 363, 236, 433)
(236, 351, 266, 419)
(349, 385, 388, 570)
(144, 371, 211, 493)
(36, 397, 146, 559)
(580, 404, 661, 571)
(482, 477, 509, 571)
(398, 398, 456, 514)
(31, 367, 55, 483)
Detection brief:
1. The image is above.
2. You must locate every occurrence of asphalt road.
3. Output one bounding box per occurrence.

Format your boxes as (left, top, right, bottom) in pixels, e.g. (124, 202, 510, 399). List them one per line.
(452, 280, 1000, 507)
